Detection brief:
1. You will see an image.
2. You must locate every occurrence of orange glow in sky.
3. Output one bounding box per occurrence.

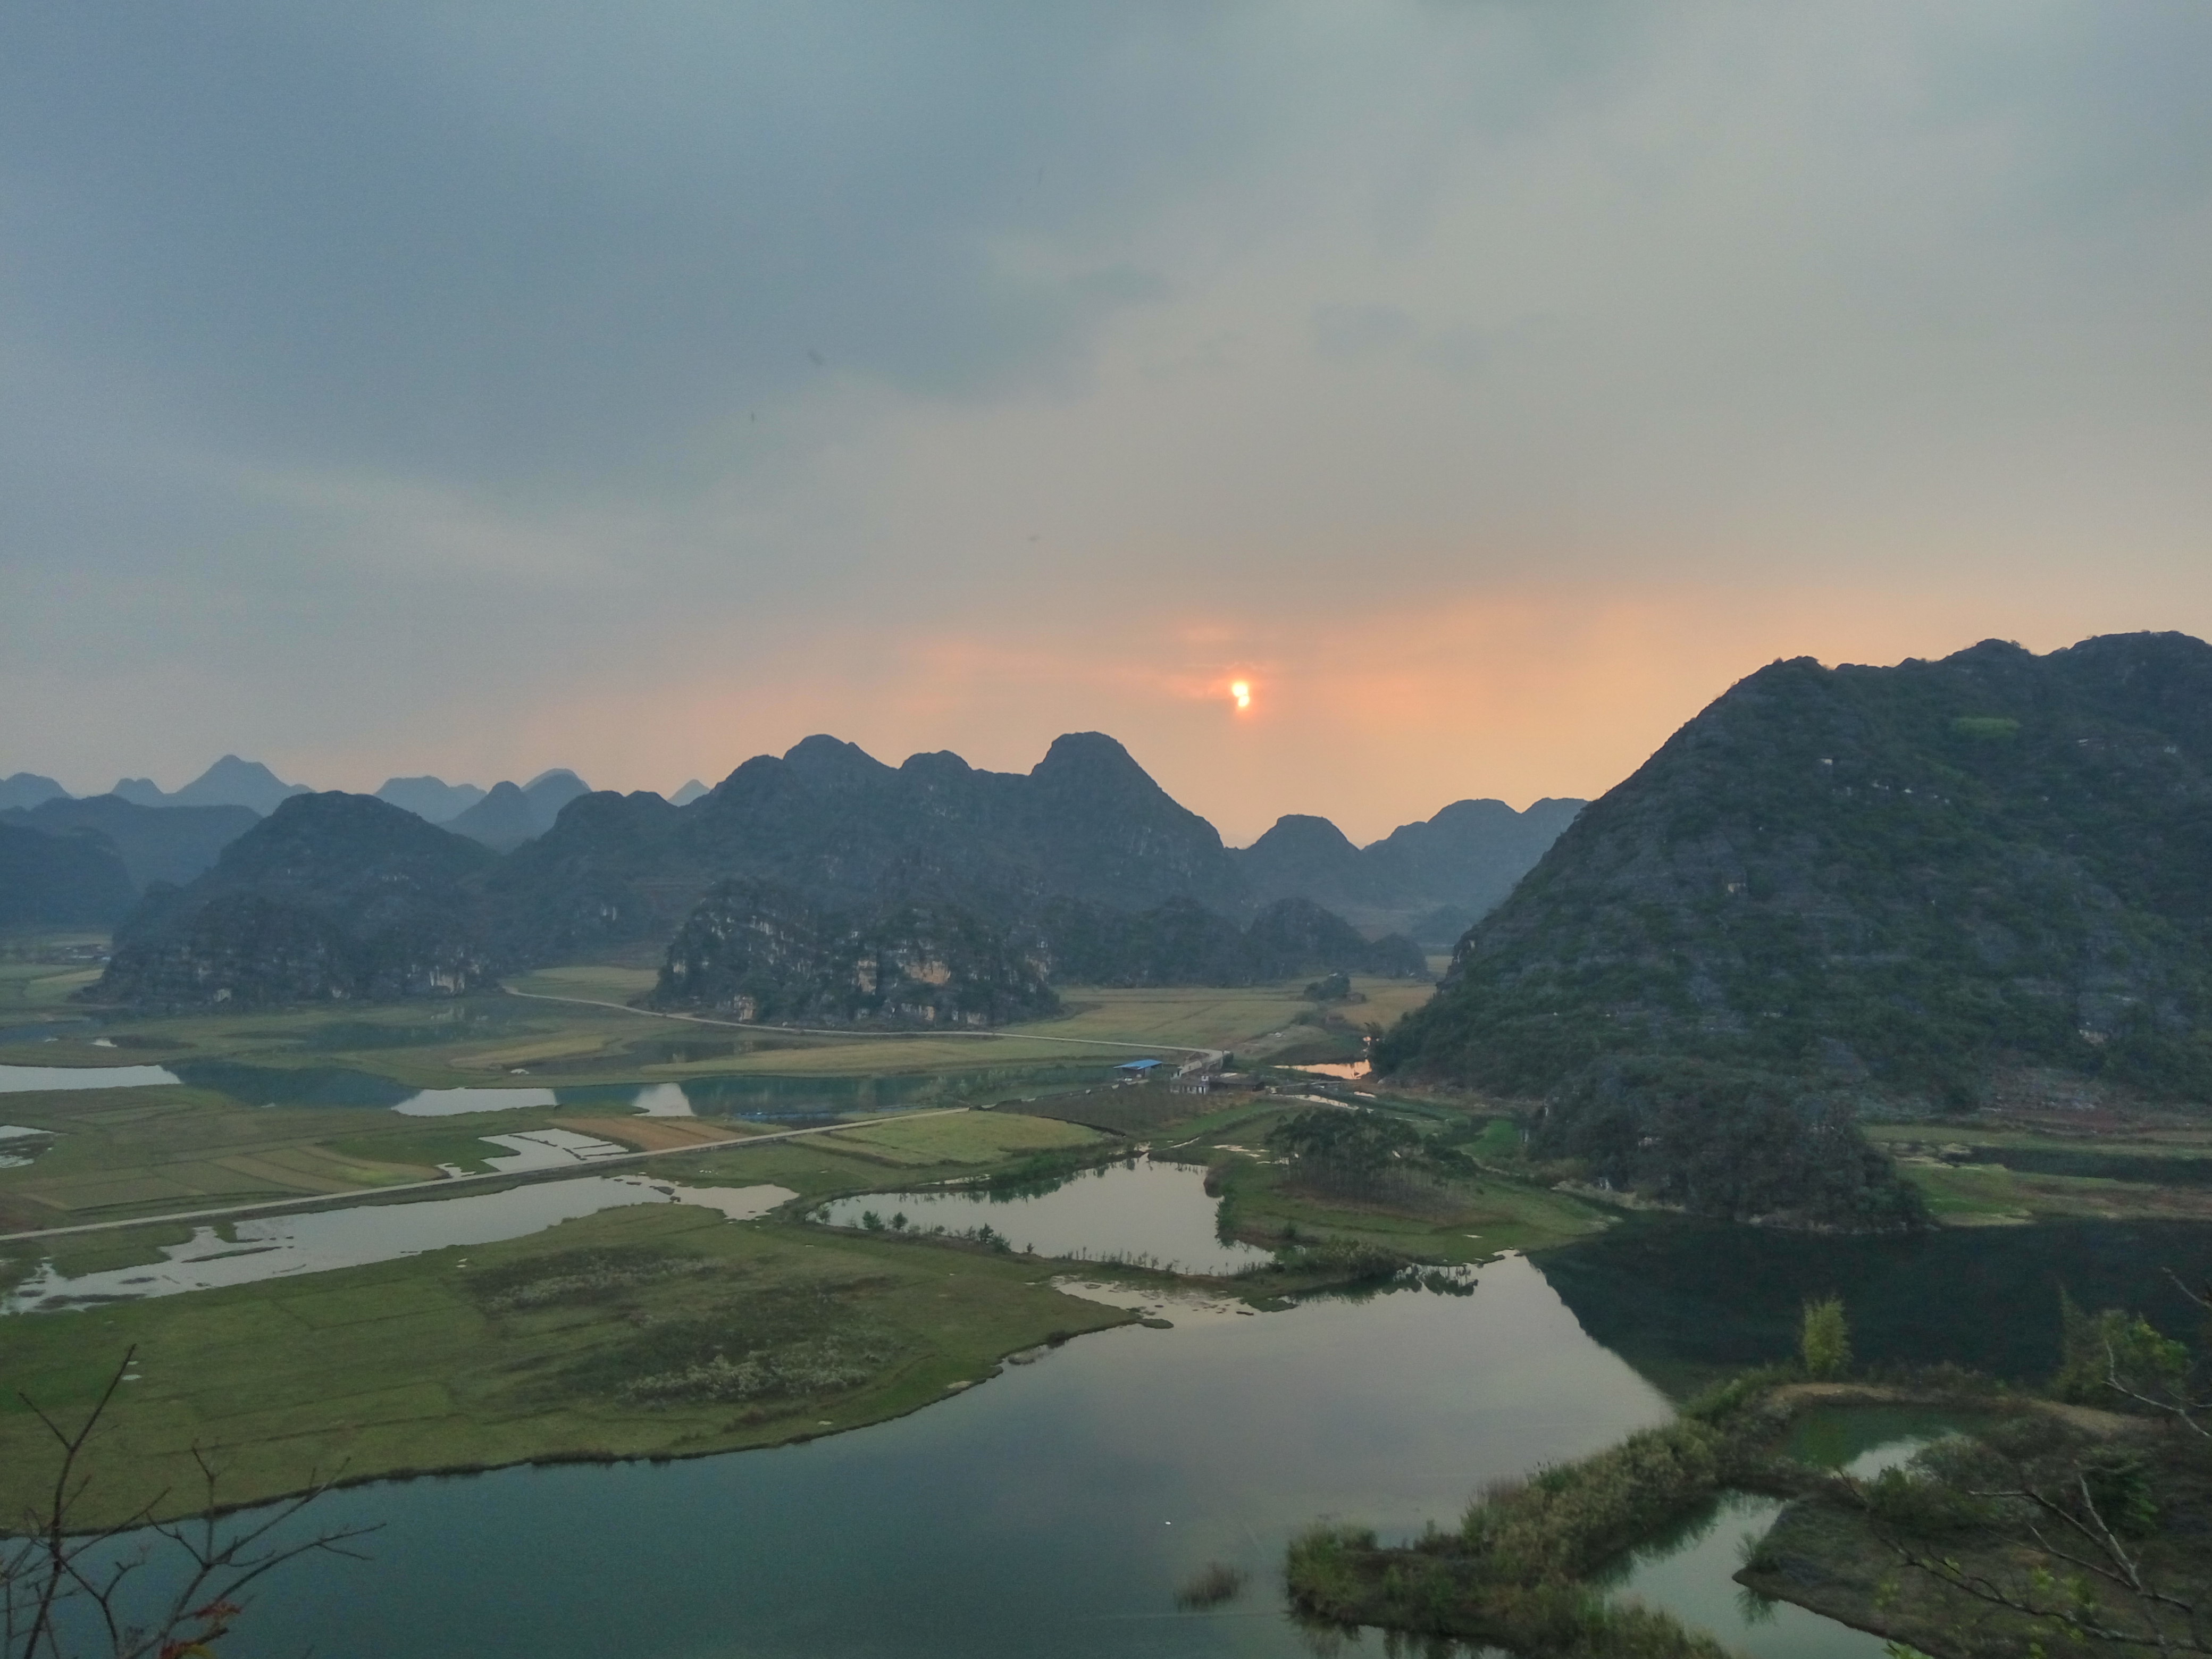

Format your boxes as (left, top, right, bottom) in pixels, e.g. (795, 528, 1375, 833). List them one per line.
(1230, 680, 1252, 711)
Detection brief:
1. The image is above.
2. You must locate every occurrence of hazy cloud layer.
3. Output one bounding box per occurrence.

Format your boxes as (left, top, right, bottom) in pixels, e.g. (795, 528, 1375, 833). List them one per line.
(5, 2, 2209, 841)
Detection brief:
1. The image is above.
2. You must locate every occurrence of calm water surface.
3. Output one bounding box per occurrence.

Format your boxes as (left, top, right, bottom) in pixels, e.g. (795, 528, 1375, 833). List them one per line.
(0, 1062, 182, 1092)
(3, 1178, 793, 1311)
(140, 1258, 1675, 1659)
(38, 1149, 2212, 1656)
(813, 1156, 1275, 1275)
(1598, 1409, 1978, 1659)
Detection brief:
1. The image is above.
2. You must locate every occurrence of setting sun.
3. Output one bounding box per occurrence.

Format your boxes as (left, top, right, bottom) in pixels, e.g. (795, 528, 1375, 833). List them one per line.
(1230, 680, 1252, 711)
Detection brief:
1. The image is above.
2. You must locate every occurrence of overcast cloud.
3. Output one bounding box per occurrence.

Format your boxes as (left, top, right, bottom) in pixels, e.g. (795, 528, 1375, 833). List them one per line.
(5, 2, 2210, 841)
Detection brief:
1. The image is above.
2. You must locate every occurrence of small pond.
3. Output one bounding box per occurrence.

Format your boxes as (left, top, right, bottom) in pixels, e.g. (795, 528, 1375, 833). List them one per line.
(3, 1177, 795, 1312)
(810, 1155, 1276, 1276)
(0, 1124, 52, 1168)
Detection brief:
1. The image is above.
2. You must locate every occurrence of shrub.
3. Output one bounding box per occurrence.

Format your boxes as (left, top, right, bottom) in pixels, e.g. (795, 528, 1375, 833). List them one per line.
(1800, 1296, 1851, 1380)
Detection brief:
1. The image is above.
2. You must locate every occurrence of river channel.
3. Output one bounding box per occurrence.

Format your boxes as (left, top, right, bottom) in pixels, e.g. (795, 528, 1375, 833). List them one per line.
(33, 1160, 2212, 1658)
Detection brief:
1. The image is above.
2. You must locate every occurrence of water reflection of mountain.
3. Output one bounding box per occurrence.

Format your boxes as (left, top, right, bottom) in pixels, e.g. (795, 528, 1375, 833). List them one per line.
(1536, 1217, 2212, 1393)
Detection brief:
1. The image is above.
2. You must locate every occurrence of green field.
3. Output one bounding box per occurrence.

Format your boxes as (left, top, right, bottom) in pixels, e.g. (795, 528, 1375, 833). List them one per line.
(0, 933, 108, 1017)
(1147, 1096, 1613, 1261)
(0, 1204, 1130, 1530)
(0, 968, 1431, 1231)
(1867, 1120, 2212, 1223)
(0, 1109, 1138, 1527)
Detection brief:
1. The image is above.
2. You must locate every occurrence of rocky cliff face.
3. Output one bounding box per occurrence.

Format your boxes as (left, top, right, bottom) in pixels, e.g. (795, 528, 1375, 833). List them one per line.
(1379, 632, 2212, 1109)
(654, 879, 1058, 1026)
(98, 793, 500, 1006)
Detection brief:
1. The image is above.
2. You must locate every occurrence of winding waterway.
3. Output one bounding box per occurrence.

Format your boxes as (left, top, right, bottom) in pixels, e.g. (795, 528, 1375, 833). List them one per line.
(33, 1161, 2212, 1657)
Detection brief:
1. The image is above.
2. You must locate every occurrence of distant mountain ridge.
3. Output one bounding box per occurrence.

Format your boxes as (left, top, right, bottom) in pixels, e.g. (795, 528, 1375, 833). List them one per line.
(1231, 797, 1585, 945)
(0, 774, 68, 813)
(483, 732, 1249, 963)
(443, 770, 593, 852)
(374, 776, 488, 823)
(109, 756, 311, 815)
(90, 731, 1543, 1011)
(1, 797, 261, 890)
(1380, 630, 2212, 1110)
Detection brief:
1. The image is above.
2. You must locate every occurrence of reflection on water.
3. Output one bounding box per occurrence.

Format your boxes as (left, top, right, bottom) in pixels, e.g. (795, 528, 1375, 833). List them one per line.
(1596, 1412, 1974, 1658)
(99, 1255, 1675, 1659)
(392, 1086, 560, 1117)
(1601, 1491, 1876, 1658)
(137, 1061, 1121, 1119)
(811, 1156, 1275, 1276)
(1539, 1216, 2212, 1386)
(0, 1062, 182, 1093)
(35, 1175, 2208, 1658)
(0, 1057, 1127, 1121)
(1782, 1405, 1986, 1475)
(3, 1178, 794, 1312)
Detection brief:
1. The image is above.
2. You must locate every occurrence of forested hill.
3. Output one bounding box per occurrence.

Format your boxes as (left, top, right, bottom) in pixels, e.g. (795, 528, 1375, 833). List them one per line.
(91, 735, 1435, 1009)
(1229, 797, 1583, 944)
(487, 732, 1246, 959)
(1378, 631, 2212, 1110)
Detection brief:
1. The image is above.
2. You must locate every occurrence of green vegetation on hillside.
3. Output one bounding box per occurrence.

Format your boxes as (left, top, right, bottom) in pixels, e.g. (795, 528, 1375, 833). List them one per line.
(1381, 632, 2212, 1110)
(656, 878, 1060, 1026)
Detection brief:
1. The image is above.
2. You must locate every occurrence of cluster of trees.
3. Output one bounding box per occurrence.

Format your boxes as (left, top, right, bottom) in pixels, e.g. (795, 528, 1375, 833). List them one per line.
(1531, 1058, 1928, 1230)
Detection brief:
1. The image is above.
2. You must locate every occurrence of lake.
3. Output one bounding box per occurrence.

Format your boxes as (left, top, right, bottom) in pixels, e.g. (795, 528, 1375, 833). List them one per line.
(40, 1162, 2212, 1657)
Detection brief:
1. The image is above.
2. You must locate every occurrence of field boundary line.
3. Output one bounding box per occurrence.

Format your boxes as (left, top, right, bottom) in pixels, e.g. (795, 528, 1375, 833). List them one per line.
(0, 1106, 974, 1245)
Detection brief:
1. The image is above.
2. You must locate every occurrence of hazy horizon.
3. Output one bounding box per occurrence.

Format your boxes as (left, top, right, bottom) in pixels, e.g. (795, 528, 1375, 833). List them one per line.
(0, 628, 2141, 849)
(7, 5, 2210, 843)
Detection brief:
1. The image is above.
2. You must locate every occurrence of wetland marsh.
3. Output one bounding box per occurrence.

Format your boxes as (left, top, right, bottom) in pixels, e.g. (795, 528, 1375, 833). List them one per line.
(9, 965, 2212, 1659)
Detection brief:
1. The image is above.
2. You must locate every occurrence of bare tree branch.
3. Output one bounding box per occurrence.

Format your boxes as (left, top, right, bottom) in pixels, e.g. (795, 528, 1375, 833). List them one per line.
(4, 1352, 379, 1659)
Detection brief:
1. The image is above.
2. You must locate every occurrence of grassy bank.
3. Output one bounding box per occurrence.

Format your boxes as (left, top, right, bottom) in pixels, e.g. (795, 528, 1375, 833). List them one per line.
(0, 1127, 1137, 1530)
(1145, 1095, 1613, 1262)
(1870, 1119, 2212, 1224)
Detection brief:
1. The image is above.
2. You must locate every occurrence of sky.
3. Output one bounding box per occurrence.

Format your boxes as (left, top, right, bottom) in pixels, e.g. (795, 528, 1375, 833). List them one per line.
(5, 2, 2211, 844)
